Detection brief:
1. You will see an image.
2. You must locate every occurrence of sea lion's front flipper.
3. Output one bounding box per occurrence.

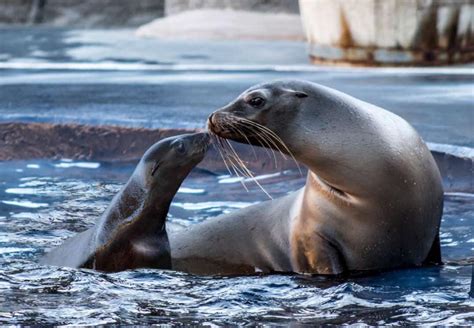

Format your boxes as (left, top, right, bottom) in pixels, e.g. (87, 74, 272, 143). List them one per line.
(422, 233, 442, 265)
(291, 231, 346, 275)
(84, 208, 171, 272)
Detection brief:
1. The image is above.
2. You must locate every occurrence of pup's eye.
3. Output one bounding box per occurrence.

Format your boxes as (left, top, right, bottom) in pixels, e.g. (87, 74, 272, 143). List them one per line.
(175, 141, 186, 154)
(248, 97, 265, 108)
(151, 162, 160, 176)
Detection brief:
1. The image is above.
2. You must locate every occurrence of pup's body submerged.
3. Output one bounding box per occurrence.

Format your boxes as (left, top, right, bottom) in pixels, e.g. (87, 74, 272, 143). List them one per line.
(41, 133, 210, 272)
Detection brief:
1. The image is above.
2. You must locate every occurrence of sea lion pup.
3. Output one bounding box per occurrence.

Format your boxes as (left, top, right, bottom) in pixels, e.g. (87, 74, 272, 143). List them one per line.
(41, 132, 210, 272)
(170, 80, 443, 275)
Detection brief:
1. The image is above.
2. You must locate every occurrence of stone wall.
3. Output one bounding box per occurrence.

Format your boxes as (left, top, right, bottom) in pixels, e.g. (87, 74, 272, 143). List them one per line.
(0, 0, 165, 27)
(165, 0, 300, 15)
(299, 0, 473, 65)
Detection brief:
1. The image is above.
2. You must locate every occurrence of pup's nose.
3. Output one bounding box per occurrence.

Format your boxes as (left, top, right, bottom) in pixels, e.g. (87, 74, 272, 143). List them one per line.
(194, 132, 210, 147)
(200, 132, 210, 143)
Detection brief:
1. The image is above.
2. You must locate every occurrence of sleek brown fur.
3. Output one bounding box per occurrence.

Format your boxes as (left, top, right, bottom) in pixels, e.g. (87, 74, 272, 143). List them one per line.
(42, 133, 210, 272)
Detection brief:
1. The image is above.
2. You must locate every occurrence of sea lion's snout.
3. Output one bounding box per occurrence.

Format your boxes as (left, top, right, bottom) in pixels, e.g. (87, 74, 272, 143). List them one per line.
(193, 132, 210, 153)
(207, 111, 236, 139)
(207, 113, 217, 131)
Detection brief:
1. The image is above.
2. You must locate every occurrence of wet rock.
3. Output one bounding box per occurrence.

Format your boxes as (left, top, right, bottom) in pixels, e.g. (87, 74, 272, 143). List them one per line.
(299, 0, 474, 65)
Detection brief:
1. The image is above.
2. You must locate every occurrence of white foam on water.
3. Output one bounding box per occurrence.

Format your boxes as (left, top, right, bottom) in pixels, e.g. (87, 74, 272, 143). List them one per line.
(172, 201, 255, 210)
(0, 60, 472, 75)
(54, 162, 100, 169)
(1, 200, 49, 208)
(178, 187, 206, 194)
(243, 172, 281, 182)
(0, 247, 36, 255)
(428, 142, 474, 159)
(218, 176, 245, 184)
(5, 188, 38, 195)
(445, 192, 474, 198)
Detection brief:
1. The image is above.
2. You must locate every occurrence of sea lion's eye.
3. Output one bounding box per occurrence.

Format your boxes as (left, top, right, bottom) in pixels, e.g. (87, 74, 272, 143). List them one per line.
(175, 141, 186, 154)
(248, 97, 265, 108)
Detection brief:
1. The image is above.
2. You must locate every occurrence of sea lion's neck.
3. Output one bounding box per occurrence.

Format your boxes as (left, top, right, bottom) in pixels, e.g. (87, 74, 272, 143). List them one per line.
(282, 100, 392, 198)
(138, 186, 176, 229)
(95, 177, 146, 245)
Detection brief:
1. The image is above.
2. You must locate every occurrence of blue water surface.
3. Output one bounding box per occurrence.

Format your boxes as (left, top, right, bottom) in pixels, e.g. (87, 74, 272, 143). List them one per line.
(0, 160, 472, 325)
(0, 27, 473, 325)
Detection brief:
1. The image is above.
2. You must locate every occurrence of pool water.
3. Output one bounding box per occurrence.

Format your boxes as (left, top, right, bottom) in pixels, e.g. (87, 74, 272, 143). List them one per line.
(0, 159, 472, 325)
(0, 26, 472, 325)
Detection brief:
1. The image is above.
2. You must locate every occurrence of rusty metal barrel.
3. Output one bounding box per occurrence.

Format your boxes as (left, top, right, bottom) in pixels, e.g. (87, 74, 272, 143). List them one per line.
(299, 0, 473, 65)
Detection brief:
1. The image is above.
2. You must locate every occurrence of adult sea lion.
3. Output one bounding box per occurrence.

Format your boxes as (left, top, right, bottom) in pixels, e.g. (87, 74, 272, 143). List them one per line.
(41, 132, 210, 272)
(169, 80, 443, 275)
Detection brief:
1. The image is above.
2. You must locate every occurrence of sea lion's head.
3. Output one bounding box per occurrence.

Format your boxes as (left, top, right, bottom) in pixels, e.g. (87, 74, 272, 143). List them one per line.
(139, 132, 210, 191)
(207, 80, 311, 154)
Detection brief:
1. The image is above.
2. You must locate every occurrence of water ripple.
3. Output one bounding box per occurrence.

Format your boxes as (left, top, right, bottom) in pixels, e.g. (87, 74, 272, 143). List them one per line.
(0, 160, 472, 325)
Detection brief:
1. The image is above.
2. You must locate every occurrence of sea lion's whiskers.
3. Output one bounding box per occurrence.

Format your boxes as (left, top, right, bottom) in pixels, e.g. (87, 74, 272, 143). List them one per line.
(235, 118, 287, 156)
(210, 133, 235, 178)
(232, 120, 279, 167)
(227, 123, 258, 161)
(227, 161, 250, 192)
(238, 118, 290, 154)
(208, 117, 272, 198)
(238, 118, 302, 175)
(222, 139, 253, 178)
(224, 138, 273, 199)
(212, 131, 250, 191)
(223, 113, 274, 162)
(223, 139, 251, 174)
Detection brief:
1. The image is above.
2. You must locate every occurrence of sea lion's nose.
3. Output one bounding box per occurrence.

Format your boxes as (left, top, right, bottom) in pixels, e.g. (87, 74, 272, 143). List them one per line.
(207, 113, 216, 129)
(194, 132, 210, 149)
(199, 132, 210, 143)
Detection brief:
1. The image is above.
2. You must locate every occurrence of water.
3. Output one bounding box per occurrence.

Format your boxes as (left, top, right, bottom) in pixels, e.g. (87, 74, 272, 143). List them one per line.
(0, 27, 473, 325)
(0, 160, 472, 325)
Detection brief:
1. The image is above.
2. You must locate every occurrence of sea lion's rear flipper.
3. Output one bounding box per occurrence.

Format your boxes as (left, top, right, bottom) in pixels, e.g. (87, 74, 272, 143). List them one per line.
(40, 228, 96, 268)
(422, 233, 442, 265)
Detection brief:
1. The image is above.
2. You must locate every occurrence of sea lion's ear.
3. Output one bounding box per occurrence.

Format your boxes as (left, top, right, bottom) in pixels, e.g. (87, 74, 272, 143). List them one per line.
(282, 88, 308, 98)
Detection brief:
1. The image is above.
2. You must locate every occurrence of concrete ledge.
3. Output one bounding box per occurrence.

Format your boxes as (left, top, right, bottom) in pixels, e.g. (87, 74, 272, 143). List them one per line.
(1, 122, 472, 193)
(309, 44, 474, 66)
(0, 122, 298, 174)
(299, 0, 474, 66)
(136, 9, 305, 41)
